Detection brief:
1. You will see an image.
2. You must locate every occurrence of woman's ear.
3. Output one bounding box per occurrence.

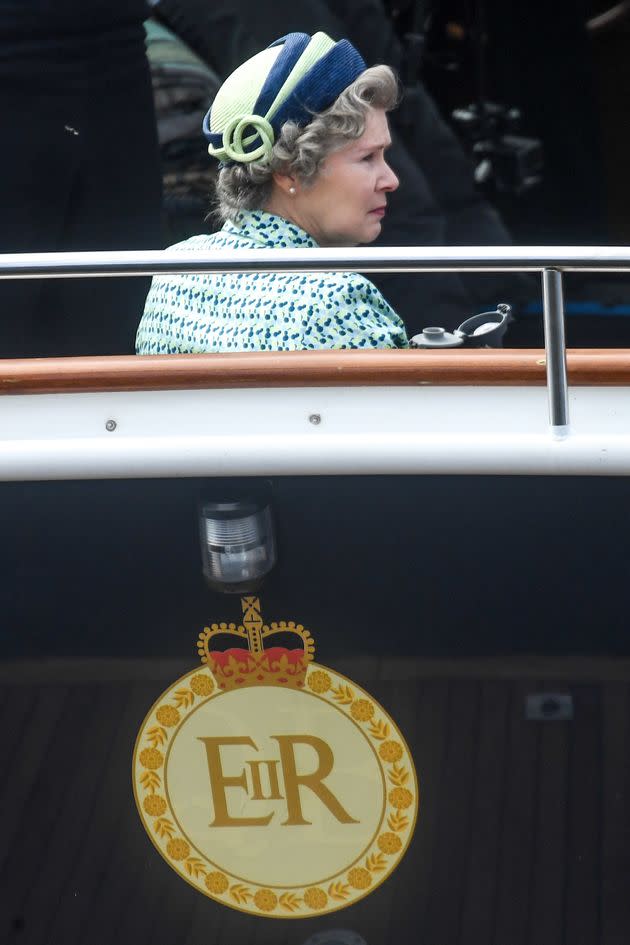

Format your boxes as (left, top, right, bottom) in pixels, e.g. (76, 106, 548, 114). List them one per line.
(272, 171, 298, 197)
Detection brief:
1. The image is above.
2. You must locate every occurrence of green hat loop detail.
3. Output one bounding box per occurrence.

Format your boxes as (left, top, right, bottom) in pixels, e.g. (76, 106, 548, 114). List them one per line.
(222, 114, 275, 164)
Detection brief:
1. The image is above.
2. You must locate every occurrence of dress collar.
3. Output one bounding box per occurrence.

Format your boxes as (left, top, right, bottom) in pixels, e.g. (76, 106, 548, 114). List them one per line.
(223, 210, 319, 249)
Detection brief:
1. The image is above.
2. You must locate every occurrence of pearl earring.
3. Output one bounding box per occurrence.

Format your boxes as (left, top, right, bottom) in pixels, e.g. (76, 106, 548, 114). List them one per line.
(289, 186, 296, 195)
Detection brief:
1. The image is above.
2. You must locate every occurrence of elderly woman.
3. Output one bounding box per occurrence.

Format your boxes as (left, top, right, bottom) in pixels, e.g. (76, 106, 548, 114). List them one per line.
(136, 31, 408, 352)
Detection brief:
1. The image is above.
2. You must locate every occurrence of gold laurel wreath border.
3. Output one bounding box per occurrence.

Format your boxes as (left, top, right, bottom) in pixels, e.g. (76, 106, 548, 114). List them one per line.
(134, 667, 417, 916)
(133, 662, 419, 919)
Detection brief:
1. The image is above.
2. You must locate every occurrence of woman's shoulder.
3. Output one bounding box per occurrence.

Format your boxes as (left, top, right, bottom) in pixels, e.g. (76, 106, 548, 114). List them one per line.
(323, 270, 395, 307)
(165, 233, 223, 252)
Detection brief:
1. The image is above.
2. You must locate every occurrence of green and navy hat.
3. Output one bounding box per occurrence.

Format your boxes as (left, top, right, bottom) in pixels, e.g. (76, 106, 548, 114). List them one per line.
(203, 31, 366, 166)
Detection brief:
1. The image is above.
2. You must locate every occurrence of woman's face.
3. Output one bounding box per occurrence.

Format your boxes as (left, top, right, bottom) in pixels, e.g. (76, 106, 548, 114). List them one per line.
(275, 107, 399, 247)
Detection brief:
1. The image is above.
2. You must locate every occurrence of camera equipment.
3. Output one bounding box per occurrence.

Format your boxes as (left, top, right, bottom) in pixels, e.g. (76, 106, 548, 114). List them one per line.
(391, 0, 544, 196)
(451, 102, 543, 195)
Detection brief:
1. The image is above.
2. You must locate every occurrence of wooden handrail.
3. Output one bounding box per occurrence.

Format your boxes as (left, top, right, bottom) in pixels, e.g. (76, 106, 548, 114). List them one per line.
(1, 349, 630, 395)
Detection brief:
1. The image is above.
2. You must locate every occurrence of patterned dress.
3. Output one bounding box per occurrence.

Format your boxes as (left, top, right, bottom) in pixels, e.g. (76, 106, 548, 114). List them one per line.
(136, 210, 408, 353)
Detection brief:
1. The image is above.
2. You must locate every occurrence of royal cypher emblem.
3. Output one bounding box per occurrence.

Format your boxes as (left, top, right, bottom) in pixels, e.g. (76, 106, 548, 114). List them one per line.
(132, 597, 418, 919)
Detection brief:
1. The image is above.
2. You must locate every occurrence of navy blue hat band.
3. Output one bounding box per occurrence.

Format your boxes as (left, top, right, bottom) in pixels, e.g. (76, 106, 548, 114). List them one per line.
(203, 32, 366, 166)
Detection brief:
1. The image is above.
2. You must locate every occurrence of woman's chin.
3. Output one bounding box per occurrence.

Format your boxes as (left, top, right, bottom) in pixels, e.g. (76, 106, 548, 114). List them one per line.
(362, 220, 382, 244)
(321, 222, 381, 246)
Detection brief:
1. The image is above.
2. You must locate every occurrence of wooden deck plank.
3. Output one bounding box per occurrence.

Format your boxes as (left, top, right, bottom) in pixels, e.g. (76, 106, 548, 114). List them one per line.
(142, 832, 218, 945)
(0, 685, 37, 787)
(115, 840, 183, 945)
(459, 681, 511, 945)
(526, 681, 570, 945)
(0, 684, 70, 940)
(251, 907, 293, 945)
(386, 680, 448, 942)
(18, 685, 127, 945)
(41, 683, 146, 945)
(601, 683, 630, 945)
(2, 687, 112, 945)
(565, 685, 602, 945)
(422, 681, 480, 944)
(493, 681, 540, 945)
(0, 685, 69, 866)
(182, 896, 232, 945)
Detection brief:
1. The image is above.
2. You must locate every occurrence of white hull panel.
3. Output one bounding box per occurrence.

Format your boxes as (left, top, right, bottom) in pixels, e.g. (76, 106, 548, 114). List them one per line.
(0, 385, 629, 480)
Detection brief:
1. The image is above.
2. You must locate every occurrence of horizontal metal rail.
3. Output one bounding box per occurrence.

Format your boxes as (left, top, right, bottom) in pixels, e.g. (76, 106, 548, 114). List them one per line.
(1, 246, 630, 278)
(2, 244, 629, 449)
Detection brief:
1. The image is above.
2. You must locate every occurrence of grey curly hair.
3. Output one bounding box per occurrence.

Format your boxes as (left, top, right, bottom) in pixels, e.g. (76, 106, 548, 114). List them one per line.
(213, 64, 399, 222)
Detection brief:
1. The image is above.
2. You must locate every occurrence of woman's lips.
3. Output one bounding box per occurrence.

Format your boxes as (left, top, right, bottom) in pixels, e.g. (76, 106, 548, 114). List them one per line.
(369, 207, 386, 217)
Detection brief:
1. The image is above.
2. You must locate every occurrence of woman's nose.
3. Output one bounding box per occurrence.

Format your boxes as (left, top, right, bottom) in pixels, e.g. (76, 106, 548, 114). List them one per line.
(380, 160, 399, 192)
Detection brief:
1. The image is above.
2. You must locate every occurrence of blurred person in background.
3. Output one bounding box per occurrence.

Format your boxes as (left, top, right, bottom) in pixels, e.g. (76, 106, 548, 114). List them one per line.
(0, 0, 162, 357)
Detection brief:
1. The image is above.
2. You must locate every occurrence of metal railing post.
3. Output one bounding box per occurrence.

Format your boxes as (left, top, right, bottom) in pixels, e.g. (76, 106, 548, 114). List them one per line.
(542, 268, 569, 433)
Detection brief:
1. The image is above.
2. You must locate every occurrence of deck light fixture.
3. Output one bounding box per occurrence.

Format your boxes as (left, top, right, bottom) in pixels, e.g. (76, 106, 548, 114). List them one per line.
(200, 496, 276, 593)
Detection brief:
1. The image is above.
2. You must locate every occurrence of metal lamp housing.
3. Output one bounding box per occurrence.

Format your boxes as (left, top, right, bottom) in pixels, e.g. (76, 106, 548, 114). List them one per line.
(200, 499, 276, 593)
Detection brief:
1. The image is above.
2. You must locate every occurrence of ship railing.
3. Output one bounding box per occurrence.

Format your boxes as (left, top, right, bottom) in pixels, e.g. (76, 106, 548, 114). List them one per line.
(0, 246, 630, 480)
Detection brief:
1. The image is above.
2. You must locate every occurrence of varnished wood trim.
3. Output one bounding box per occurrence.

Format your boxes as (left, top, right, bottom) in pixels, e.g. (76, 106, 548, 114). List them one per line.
(1, 349, 630, 394)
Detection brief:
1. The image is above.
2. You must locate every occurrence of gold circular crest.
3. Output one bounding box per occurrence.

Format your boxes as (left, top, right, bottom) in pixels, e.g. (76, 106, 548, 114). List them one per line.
(133, 663, 418, 919)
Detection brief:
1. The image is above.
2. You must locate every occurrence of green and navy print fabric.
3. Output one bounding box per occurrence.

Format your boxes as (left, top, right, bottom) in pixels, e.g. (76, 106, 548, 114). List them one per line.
(135, 210, 408, 353)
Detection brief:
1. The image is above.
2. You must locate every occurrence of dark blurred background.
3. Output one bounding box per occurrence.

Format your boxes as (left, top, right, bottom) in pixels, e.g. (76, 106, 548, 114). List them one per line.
(1, 0, 630, 352)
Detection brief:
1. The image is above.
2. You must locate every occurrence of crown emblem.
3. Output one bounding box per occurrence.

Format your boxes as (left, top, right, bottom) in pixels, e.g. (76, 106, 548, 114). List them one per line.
(197, 597, 315, 691)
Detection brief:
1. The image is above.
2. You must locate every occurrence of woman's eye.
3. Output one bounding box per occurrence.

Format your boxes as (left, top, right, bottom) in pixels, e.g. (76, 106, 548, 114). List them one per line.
(361, 153, 375, 162)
